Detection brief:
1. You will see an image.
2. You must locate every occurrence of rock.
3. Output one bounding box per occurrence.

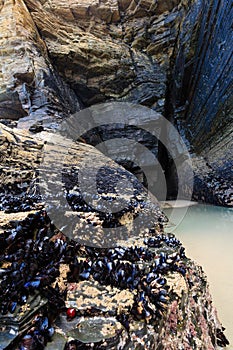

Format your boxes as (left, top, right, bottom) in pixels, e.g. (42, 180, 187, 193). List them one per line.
(67, 316, 126, 347)
(22, 0, 184, 109)
(0, 0, 231, 206)
(191, 156, 233, 207)
(0, 120, 167, 245)
(41, 138, 164, 247)
(169, 0, 233, 206)
(65, 280, 135, 314)
(0, 0, 232, 346)
(44, 332, 67, 350)
(0, 124, 229, 349)
(0, 0, 80, 126)
(0, 292, 47, 350)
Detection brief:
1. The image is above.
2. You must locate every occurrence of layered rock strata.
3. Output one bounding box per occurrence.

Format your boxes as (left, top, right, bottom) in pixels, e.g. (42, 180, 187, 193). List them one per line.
(0, 0, 79, 125)
(170, 0, 233, 206)
(0, 0, 231, 206)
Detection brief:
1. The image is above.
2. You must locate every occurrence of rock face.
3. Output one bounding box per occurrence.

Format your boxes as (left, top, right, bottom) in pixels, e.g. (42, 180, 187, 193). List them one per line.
(170, 0, 233, 206)
(0, 124, 230, 349)
(0, 0, 80, 124)
(23, 0, 180, 108)
(176, 0, 232, 158)
(0, 122, 165, 244)
(0, 0, 232, 346)
(0, 0, 200, 117)
(0, 0, 231, 206)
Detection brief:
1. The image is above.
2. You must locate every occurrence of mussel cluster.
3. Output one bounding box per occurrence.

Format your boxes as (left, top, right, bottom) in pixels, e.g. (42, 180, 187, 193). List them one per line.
(66, 232, 186, 323)
(0, 210, 77, 349)
(0, 207, 229, 349)
(63, 165, 166, 231)
(0, 210, 81, 310)
(0, 206, 187, 349)
(0, 181, 41, 213)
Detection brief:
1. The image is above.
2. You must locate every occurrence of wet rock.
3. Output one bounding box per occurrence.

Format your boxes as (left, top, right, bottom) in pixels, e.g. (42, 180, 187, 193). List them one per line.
(0, 0, 231, 207)
(0, 210, 229, 349)
(0, 292, 47, 350)
(65, 281, 135, 315)
(191, 157, 233, 207)
(0, 120, 230, 349)
(44, 332, 67, 350)
(36, 127, 165, 247)
(66, 317, 126, 348)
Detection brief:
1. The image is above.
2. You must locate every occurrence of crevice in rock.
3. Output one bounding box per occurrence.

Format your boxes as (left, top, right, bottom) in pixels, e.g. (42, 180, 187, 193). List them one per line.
(157, 5, 185, 200)
(170, 0, 233, 206)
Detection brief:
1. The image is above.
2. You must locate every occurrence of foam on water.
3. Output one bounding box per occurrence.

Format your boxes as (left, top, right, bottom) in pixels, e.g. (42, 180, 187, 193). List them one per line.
(164, 204, 233, 349)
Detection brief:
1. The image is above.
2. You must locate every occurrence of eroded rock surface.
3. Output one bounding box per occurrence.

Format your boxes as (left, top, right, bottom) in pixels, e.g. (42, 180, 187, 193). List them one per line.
(0, 0, 79, 124)
(0, 124, 229, 349)
(0, 0, 231, 206)
(0, 0, 232, 346)
(23, 0, 181, 108)
(1, 0, 197, 118)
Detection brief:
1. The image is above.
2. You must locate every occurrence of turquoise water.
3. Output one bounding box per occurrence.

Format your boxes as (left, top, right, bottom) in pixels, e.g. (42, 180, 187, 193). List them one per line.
(164, 204, 233, 349)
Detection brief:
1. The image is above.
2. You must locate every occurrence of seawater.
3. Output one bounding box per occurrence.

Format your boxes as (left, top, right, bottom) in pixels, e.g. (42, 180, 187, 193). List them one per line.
(164, 204, 233, 349)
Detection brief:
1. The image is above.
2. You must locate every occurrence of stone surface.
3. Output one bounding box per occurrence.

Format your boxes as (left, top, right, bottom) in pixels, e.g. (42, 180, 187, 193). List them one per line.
(0, 124, 230, 349)
(169, 0, 233, 206)
(65, 280, 135, 314)
(0, 0, 80, 125)
(0, 0, 232, 346)
(23, 0, 181, 108)
(0, 0, 231, 206)
(0, 122, 166, 245)
(0, 292, 47, 350)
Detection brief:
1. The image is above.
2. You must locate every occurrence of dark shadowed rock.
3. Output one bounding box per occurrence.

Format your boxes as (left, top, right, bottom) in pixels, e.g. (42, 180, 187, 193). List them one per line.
(169, 0, 233, 206)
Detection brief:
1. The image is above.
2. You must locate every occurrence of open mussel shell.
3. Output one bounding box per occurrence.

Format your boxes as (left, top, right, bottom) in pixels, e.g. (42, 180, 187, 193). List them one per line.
(65, 316, 128, 349)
